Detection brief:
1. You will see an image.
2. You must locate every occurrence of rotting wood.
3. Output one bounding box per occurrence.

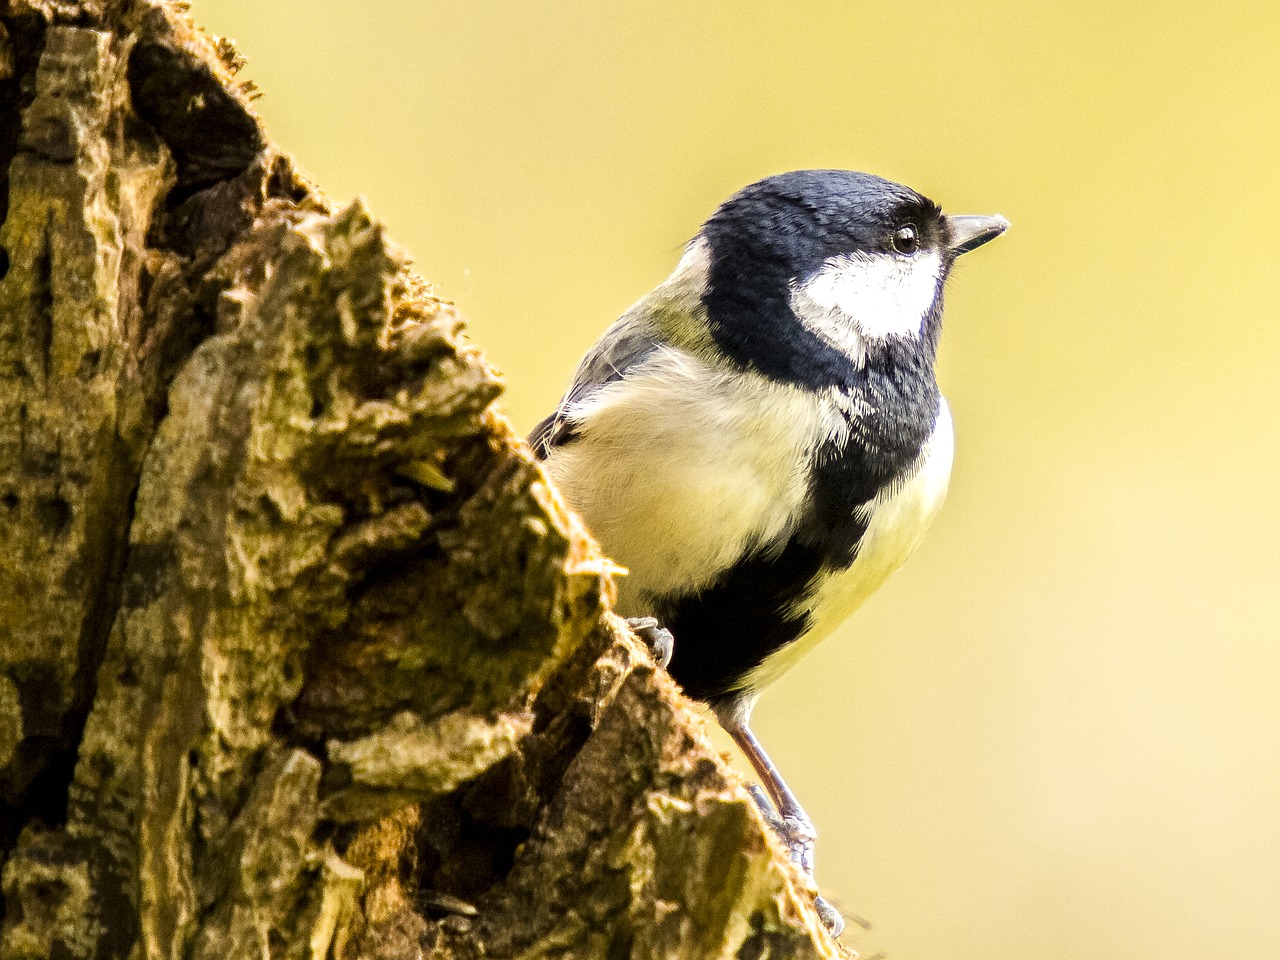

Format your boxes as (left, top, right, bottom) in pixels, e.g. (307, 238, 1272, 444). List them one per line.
(0, 2, 845, 957)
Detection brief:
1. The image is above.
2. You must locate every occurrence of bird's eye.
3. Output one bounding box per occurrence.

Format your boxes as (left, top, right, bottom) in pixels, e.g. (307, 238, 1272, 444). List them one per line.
(891, 225, 919, 255)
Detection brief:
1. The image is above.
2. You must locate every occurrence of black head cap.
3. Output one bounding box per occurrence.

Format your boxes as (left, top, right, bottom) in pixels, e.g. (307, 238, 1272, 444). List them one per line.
(702, 170, 947, 282)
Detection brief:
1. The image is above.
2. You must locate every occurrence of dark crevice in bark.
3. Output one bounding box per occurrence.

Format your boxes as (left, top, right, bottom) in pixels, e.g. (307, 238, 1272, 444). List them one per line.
(0, 13, 45, 226)
(1, 440, 142, 879)
(126, 33, 263, 203)
(414, 792, 530, 906)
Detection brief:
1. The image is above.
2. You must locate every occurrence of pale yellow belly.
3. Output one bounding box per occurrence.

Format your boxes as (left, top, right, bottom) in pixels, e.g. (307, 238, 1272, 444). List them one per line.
(543, 348, 826, 610)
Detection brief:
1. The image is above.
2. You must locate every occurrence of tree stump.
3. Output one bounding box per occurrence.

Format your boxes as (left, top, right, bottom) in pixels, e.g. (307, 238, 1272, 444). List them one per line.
(0, 2, 841, 957)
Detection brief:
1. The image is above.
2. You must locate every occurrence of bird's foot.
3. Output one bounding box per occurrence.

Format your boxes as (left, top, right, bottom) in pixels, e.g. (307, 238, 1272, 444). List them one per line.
(745, 784, 816, 872)
(745, 785, 845, 937)
(625, 616, 674, 669)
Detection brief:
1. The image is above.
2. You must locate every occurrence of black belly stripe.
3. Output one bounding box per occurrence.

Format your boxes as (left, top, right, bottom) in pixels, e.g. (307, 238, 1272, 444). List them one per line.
(656, 350, 942, 706)
(653, 535, 842, 704)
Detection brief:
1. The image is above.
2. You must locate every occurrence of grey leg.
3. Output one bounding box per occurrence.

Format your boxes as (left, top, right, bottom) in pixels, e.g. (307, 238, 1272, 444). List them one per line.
(726, 718, 818, 873)
(719, 700, 846, 937)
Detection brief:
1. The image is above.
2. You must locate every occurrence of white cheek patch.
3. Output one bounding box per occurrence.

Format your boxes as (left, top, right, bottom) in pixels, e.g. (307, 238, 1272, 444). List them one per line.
(793, 249, 943, 343)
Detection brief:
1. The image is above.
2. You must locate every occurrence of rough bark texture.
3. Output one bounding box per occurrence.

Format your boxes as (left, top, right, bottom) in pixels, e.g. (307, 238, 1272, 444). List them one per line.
(0, 2, 844, 957)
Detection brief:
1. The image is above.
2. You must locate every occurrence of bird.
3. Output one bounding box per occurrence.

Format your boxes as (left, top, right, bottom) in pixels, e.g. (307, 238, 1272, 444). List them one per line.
(529, 169, 1007, 935)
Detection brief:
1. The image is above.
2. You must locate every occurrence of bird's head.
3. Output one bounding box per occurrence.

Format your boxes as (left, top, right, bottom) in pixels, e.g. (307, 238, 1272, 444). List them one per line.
(683, 169, 1007, 387)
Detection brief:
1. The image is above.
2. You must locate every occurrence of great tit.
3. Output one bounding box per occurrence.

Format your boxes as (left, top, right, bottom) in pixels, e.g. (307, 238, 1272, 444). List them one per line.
(530, 169, 1007, 934)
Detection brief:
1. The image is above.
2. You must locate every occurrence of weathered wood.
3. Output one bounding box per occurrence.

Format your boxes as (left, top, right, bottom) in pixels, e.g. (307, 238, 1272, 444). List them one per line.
(0, 2, 843, 957)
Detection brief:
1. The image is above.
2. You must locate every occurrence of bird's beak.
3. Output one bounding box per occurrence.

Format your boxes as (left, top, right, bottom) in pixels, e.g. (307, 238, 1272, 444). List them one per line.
(947, 214, 1010, 255)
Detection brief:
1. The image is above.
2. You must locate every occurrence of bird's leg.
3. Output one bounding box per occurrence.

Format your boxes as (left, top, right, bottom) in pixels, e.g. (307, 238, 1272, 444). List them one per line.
(718, 698, 845, 937)
(624, 616, 674, 669)
(726, 717, 818, 874)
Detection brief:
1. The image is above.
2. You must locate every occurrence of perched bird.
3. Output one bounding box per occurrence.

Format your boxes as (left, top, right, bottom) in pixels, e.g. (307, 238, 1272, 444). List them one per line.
(530, 169, 1007, 934)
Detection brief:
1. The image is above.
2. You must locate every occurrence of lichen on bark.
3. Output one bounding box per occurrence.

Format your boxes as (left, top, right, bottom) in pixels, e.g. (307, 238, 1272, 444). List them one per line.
(0, 2, 846, 958)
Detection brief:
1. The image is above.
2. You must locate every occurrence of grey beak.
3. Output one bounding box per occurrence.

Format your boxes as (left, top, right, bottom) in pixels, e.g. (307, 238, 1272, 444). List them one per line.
(947, 214, 1010, 255)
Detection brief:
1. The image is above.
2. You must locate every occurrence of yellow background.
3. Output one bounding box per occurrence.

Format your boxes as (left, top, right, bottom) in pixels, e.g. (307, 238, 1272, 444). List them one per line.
(193, 2, 1280, 957)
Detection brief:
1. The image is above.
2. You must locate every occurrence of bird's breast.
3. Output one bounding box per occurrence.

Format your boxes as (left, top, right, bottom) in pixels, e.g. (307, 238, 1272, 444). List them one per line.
(741, 399, 955, 692)
(541, 347, 826, 609)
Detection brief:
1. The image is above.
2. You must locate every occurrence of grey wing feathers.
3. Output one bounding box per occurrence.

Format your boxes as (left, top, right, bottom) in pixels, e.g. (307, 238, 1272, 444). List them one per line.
(527, 311, 661, 460)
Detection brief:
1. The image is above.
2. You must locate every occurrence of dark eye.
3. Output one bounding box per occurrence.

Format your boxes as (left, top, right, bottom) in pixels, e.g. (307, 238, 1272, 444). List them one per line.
(891, 225, 919, 255)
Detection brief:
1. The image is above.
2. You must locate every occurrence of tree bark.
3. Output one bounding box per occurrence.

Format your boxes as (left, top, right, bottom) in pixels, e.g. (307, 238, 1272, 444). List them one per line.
(0, 2, 841, 957)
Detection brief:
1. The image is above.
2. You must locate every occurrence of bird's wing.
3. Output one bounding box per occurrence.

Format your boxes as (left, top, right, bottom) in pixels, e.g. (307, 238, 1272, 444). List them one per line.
(528, 309, 662, 460)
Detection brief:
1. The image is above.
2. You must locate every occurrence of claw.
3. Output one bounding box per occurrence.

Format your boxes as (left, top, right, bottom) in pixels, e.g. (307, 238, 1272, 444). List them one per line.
(747, 783, 844, 936)
(625, 616, 674, 669)
(814, 895, 846, 937)
(749, 798, 816, 874)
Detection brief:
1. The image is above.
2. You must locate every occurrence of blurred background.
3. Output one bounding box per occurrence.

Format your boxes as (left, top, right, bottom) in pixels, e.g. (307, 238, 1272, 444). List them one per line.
(193, 2, 1280, 957)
